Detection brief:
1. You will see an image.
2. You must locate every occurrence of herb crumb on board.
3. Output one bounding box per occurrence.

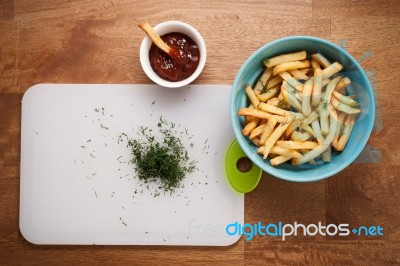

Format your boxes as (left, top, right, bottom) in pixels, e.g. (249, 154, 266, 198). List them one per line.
(119, 116, 198, 194)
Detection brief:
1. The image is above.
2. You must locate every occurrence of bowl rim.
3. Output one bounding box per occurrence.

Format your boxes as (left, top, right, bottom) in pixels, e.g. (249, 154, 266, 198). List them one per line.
(230, 35, 375, 182)
(139, 20, 207, 88)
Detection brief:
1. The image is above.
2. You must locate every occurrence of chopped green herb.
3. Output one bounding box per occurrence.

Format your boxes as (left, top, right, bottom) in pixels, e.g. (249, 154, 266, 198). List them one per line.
(259, 79, 270, 94)
(277, 100, 289, 110)
(119, 217, 127, 226)
(321, 98, 329, 110)
(281, 118, 290, 126)
(123, 117, 198, 193)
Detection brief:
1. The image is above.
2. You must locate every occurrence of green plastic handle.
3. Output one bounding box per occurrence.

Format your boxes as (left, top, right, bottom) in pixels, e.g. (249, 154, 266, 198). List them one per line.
(225, 140, 262, 193)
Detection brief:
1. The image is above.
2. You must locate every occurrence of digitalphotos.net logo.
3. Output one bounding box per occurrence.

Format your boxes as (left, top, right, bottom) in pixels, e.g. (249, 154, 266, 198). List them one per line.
(226, 221, 384, 241)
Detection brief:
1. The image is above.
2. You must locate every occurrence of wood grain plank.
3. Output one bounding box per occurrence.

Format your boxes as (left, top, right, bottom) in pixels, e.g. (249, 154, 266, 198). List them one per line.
(15, 0, 313, 21)
(313, 0, 400, 18)
(0, 0, 14, 21)
(19, 17, 139, 90)
(0, 94, 22, 245)
(0, 21, 20, 92)
(0, 239, 244, 265)
(326, 164, 400, 241)
(245, 240, 400, 265)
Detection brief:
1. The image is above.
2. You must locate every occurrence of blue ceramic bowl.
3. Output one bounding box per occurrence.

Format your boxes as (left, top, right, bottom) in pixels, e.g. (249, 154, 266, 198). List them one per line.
(230, 36, 375, 182)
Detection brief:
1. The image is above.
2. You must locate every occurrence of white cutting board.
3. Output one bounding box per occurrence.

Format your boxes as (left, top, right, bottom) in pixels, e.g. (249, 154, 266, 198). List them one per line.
(20, 84, 243, 246)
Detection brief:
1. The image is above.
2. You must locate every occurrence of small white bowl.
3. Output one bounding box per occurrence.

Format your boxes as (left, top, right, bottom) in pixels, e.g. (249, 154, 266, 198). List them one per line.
(139, 21, 207, 88)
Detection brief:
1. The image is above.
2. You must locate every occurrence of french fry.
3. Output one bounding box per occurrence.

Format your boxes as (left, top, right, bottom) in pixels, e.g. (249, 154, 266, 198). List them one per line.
(311, 59, 321, 71)
(311, 119, 324, 145)
(331, 97, 361, 114)
(301, 124, 316, 137)
(319, 76, 342, 135)
(238, 108, 272, 120)
(279, 72, 304, 92)
(311, 68, 322, 107)
(281, 81, 302, 111)
(335, 77, 351, 94)
(311, 53, 331, 68)
(336, 114, 356, 151)
(332, 111, 346, 149)
(324, 76, 342, 104)
(289, 69, 309, 80)
(286, 119, 301, 138)
(249, 124, 267, 140)
(244, 103, 255, 124)
(255, 87, 279, 102)
(292, 106, 338, 165)
(264, 51, 307, 68)
(300, 68, 311, 75)
(258, 102, 291, 117)
(273, 60, 311, 76)
(321, 78, 331, 90)
(262, 119, 292, 159)
(301, 110, 319, 127)
(268, 76, 284, 89)
(252, 137, 261, 147)
(322, 145, 331, 162)
(238, 108, 288, 123)
(322, 62, 343, 79)
(272, 146, 302, 159)
(277, 140, 318, 150)
(254, 68, 273, 92)
(245, 84, 260, 108)
(291, 112, 305, 120)
(291, 131, 312, 141)
(332, 90, 360, 107)
(242, 117, 260, 136)
(302, 78, 314, 116)
(258, 145, 302, 159)
(270, 155, 293, 166)
(259, 117, 277, 145)
(308, 159, 320, 166)
(267, 97, 281, 106)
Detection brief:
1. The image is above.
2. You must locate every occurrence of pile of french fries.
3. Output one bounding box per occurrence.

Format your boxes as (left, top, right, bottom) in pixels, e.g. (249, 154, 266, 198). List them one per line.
(238, 51, 360, 166)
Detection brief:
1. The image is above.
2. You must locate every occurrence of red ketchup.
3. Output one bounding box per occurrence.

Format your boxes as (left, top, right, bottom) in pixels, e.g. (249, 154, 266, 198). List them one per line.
(149, 32, 200, 82)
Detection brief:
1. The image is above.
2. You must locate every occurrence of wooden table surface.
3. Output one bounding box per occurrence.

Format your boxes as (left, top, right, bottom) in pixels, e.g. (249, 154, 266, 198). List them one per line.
(1, 0, 399, 265)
